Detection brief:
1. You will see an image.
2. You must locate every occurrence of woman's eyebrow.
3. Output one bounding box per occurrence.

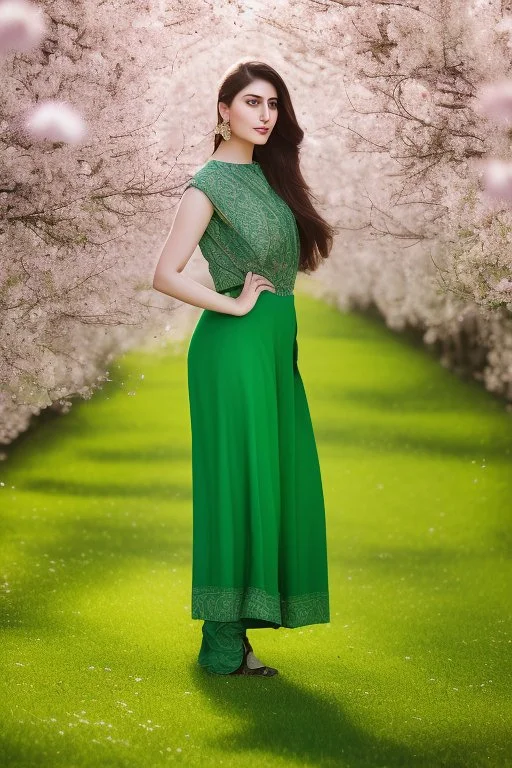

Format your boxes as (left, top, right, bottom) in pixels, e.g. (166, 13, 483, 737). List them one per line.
(244, 94, 278, 100)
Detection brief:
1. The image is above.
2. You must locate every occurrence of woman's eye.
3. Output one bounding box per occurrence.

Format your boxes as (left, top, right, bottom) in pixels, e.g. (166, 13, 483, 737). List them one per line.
(247, 100, 278, 108)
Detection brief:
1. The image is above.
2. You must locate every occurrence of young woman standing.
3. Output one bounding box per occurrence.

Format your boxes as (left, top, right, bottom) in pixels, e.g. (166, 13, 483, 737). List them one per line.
(153, 59, 334, 676)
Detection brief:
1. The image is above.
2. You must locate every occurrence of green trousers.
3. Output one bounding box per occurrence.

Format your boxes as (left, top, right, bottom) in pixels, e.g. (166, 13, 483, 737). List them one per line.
(198, 618, 280, 675)
(187, 288, 330, 630)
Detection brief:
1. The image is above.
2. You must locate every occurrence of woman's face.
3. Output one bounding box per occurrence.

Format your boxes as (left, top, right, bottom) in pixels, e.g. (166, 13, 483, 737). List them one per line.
(219, 79, 278, 146)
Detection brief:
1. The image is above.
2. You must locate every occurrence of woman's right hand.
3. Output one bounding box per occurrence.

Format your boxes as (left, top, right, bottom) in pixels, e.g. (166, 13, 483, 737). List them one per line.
(233, 272, 276, 316)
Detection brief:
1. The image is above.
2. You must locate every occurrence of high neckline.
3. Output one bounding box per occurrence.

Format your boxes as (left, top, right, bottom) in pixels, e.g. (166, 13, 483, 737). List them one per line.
(208, 159, 259, 166)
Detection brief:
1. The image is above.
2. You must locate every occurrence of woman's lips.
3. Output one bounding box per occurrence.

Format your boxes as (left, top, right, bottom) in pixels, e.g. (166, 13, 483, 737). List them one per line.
(254, 128, 268, 134)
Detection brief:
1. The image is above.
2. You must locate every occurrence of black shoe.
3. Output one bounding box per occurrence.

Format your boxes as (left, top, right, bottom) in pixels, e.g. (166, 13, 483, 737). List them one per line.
(229, 635, 279, 676)
(242, 635, 254, 654)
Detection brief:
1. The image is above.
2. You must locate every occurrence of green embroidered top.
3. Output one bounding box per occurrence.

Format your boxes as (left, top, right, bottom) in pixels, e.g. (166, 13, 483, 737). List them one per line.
(185, 159, 300, 296)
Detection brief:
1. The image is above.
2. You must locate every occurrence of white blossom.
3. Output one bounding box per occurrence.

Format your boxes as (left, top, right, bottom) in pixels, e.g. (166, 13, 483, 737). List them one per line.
(24, 99, 87, 144)
(0, 0, 46, 54)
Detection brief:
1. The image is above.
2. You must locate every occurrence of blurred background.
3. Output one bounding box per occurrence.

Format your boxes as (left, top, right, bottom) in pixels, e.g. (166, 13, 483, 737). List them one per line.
(1, 2, 511, 767)
(2, 0, 512, 444)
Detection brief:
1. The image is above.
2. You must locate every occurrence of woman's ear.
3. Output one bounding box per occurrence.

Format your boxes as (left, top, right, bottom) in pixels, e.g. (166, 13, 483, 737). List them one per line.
(218, 101, 229, 122)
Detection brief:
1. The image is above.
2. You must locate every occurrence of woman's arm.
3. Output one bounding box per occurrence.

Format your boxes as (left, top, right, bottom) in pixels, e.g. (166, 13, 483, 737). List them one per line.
(152, 186, 239, 315)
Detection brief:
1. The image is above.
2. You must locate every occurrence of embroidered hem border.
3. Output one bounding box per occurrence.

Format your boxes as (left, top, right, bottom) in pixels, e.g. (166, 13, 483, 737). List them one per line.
(192, 585, 330, 628)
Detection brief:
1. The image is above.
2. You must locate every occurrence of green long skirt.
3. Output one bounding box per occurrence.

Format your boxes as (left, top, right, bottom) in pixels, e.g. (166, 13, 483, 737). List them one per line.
(187, 285, 330, 632)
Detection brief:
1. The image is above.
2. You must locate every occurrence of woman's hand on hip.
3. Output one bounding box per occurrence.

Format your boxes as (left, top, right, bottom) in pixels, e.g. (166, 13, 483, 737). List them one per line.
(233, 272, 276, 316)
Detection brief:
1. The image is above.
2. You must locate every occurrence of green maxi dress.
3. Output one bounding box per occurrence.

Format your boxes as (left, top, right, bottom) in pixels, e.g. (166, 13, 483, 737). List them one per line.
(185, 159, 330, 665)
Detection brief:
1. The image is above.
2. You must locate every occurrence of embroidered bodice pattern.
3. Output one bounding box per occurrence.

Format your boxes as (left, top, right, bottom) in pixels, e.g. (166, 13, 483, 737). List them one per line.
(185, 160, 300, 296)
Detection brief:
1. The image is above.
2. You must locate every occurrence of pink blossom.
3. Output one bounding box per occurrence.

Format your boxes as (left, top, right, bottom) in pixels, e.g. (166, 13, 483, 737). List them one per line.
(495, 15, 512, 43)
(494, 278, 512, 292)
(0, 0, 46, 54)
(24, 100, 87, 144)
(481, 159, 512, 202)
(3, 0, 512, 441)
(474, 79, 512, 126)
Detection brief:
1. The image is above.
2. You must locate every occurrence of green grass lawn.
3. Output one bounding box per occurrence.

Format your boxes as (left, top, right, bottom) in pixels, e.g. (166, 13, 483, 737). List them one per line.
(1, 289, 511, 768)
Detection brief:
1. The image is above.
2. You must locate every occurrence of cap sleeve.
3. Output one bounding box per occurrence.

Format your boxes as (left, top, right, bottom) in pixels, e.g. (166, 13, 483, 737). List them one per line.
(185, 165, 232, 228)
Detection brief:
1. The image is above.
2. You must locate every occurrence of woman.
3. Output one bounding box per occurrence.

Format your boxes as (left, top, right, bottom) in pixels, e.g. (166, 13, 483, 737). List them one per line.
(153, 59, 335, 677)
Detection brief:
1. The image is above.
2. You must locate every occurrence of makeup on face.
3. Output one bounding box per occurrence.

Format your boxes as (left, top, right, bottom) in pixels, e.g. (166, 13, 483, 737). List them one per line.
(241, 91, 278, 132)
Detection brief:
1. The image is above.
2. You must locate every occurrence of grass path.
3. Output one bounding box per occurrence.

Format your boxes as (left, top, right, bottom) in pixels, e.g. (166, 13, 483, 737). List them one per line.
(1, 289, 511, 768)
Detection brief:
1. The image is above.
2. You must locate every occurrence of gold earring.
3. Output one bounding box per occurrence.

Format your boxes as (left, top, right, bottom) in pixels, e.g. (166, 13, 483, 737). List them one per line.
(214, 118, 231, 141)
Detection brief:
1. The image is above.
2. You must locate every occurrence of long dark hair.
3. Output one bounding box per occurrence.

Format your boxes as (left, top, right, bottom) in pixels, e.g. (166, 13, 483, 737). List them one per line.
(214, 60, 335, 274)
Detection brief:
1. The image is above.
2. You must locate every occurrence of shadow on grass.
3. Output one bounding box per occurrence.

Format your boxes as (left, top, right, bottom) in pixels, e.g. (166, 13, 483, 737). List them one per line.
(315, 422, 512, 459)
(188, 663, 484, 768)
(0, 512, 190, 633)
(19, 477, 191, 499)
